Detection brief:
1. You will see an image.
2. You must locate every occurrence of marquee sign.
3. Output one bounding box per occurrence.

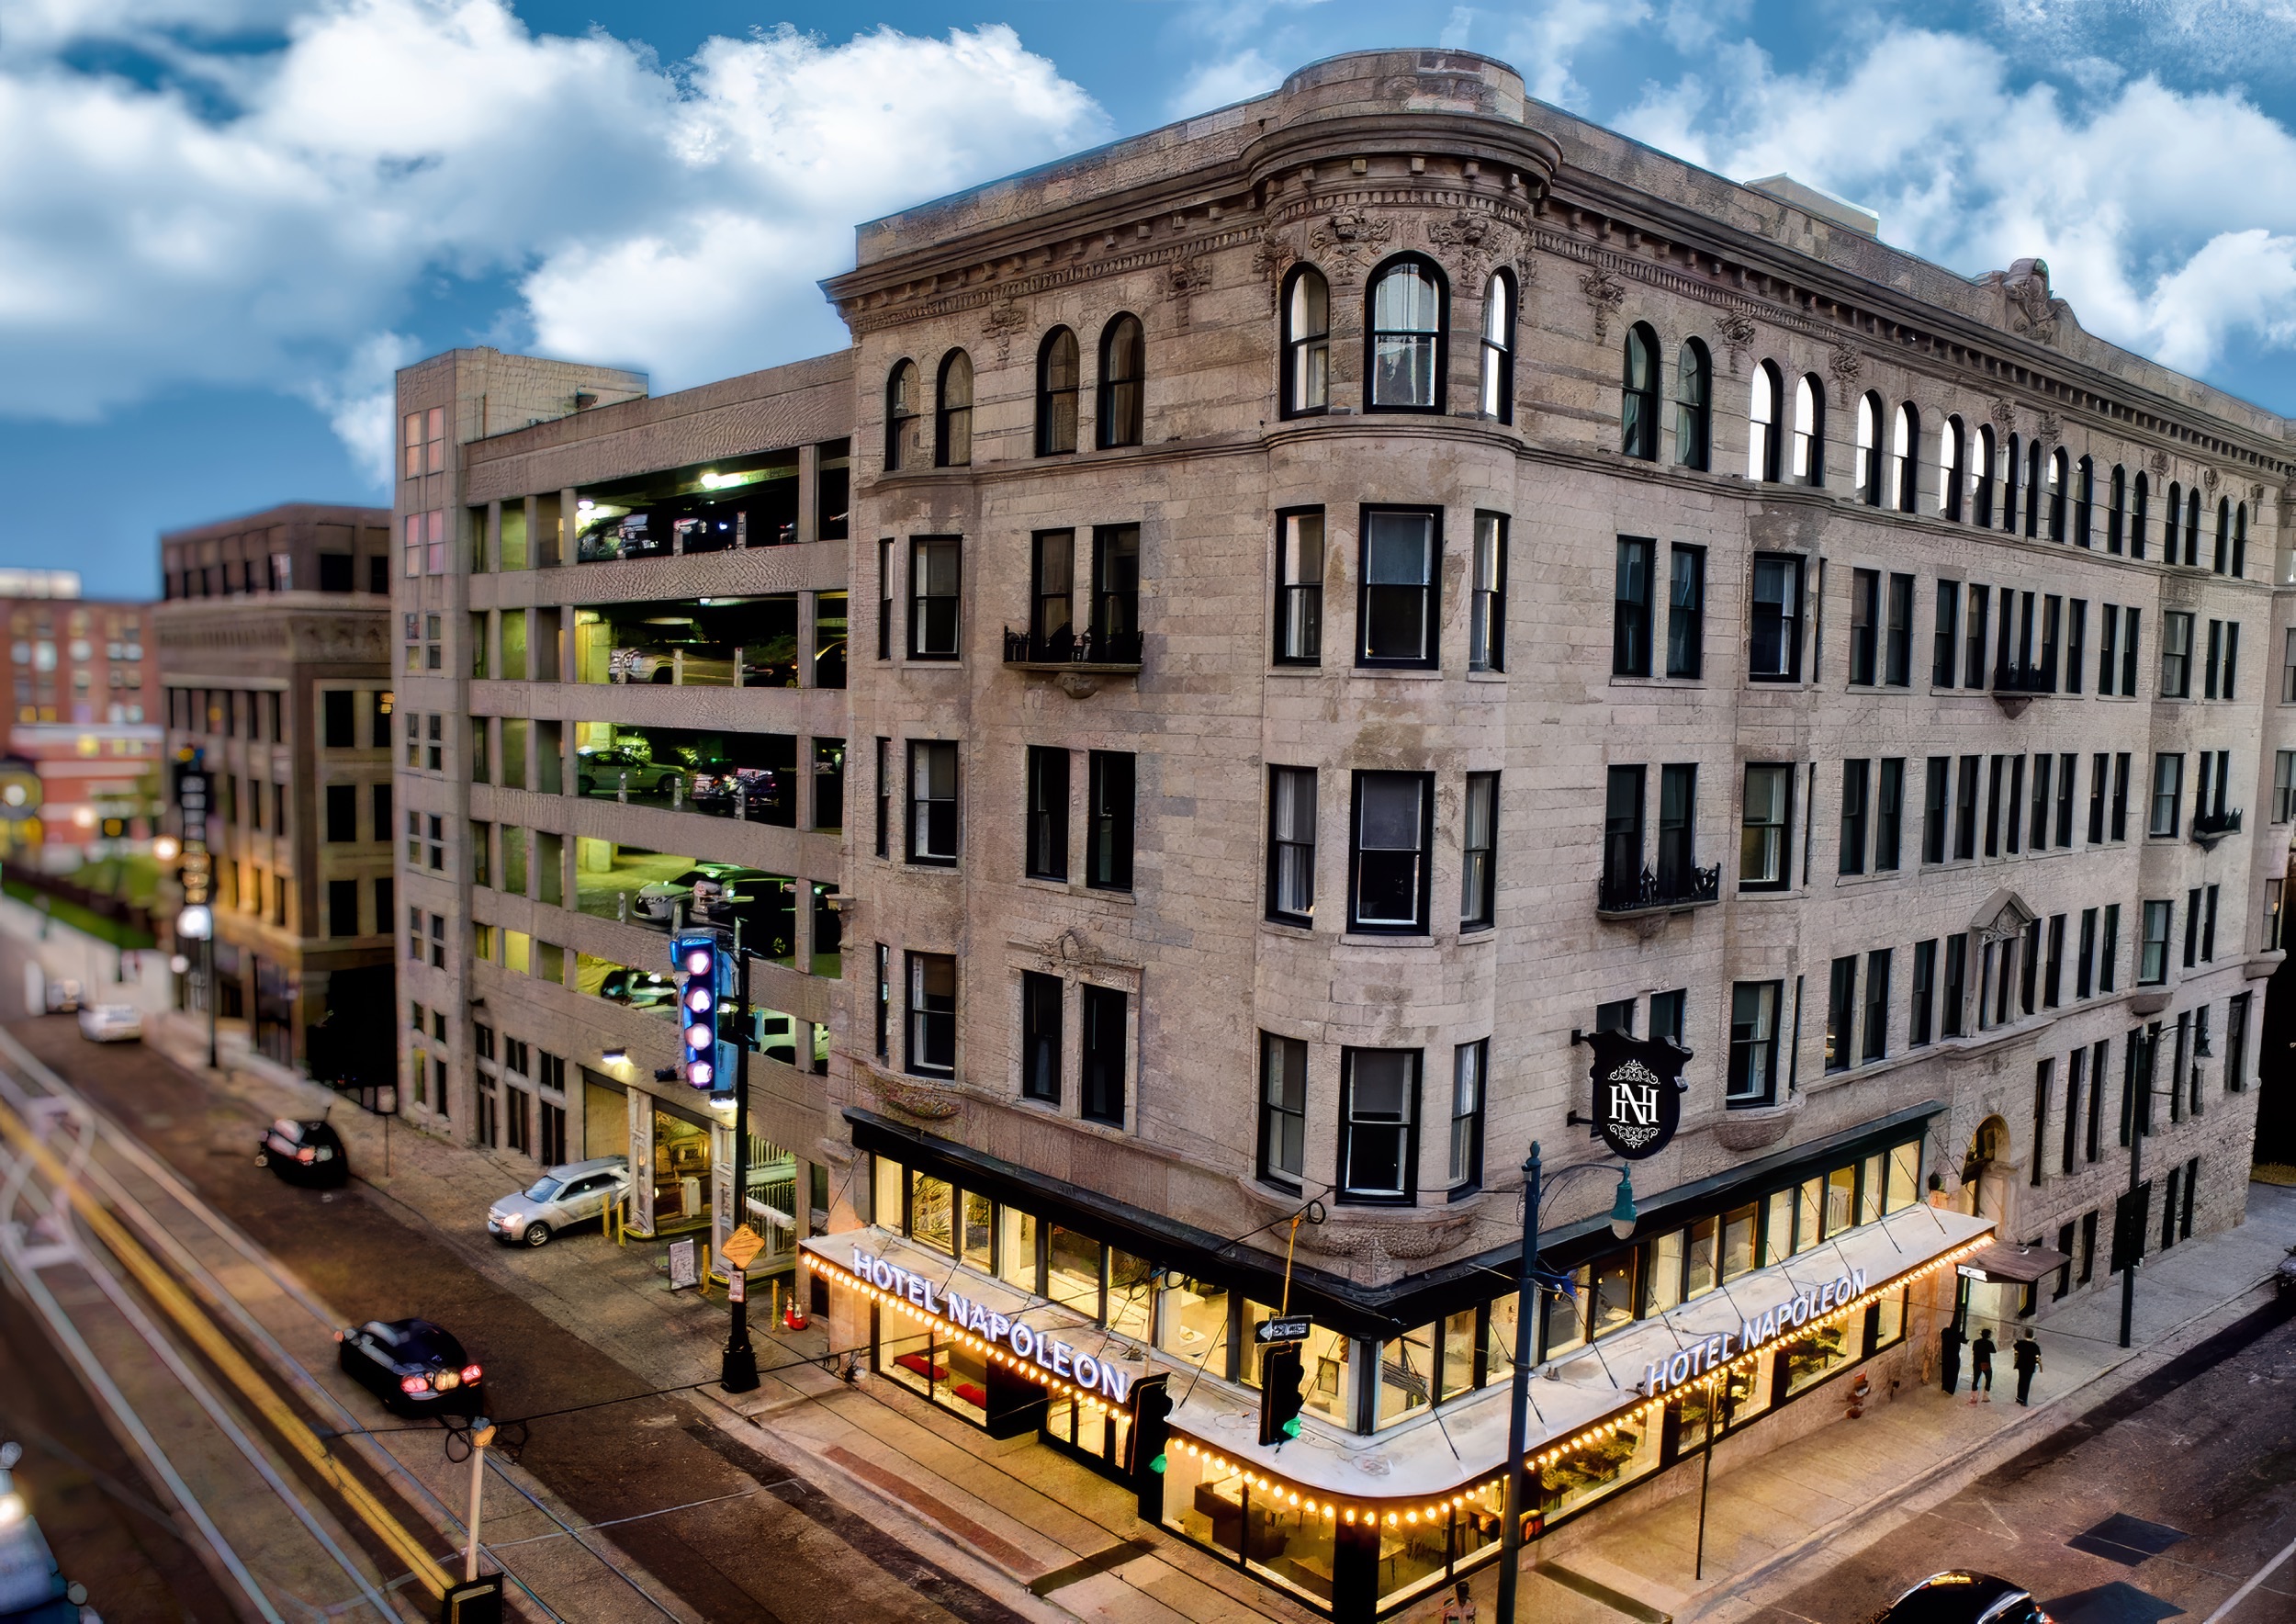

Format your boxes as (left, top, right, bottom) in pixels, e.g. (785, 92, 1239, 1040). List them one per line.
(850, 1246, 1137, 1404)
(1640, 1267, 1871, 1397)
(1582, 1030, 1690, 1161)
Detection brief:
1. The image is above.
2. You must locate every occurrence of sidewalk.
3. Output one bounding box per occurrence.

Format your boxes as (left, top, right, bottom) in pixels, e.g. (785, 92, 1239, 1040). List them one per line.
(133, 1003, 2296, 1624)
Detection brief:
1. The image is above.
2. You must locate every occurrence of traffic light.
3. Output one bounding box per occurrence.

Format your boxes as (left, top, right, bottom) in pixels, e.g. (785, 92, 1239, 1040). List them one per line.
(1257, 1344, 1305, 1447)
(670, 933, 735, 1092)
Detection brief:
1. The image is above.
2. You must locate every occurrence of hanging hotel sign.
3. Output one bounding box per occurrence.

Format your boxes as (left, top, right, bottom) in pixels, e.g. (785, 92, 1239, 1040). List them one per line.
(1639, 1267, 1870, 1397)
(850, 1246, 1137, 1404)
(1582, 1030, 1690, 1161)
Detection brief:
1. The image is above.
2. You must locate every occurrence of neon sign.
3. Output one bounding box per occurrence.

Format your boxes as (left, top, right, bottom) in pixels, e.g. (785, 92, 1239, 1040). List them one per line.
(850, 1246, 1135, 1404)
(1640, 1267, 1869, 1396)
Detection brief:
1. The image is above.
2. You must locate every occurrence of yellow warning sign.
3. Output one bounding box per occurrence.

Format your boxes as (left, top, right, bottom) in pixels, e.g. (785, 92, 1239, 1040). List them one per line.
(720, 1224, 765, 1271)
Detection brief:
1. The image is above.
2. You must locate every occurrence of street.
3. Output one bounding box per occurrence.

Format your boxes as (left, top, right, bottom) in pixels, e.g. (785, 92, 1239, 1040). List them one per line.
(1753, 1295, 2296, 1624)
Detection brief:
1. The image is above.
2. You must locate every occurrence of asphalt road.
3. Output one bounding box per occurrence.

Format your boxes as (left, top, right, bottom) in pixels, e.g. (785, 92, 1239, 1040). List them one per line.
(1755, 1293, 2296, 1624)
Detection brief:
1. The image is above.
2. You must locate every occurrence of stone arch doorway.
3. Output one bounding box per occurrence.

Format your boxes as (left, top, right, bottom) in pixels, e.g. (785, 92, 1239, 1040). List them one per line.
(1961, 1114, 2016, 1222)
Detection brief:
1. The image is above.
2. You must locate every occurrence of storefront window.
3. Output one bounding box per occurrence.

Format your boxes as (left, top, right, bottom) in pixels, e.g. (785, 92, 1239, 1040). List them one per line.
(1872, 1287, 1908, 1350)
(652, 1110, 711, 1230)
(910, 1171, 954, 1256)
(1723, 1349, 1773, 1428)
(1165, 1449, 1245, 1562)
(1859, 1153, 1886, 1225)
(998, 1207, 1039, 1292)
(1299, 1325, 1352, 1423)
(1762, 1189, 1793, 1264)
(1542, 1267, 1588, 1360)
(1108, 1248, 1157, 1341)
(1156, 1277, 1228, 1363)
(1044, 1391, 1132, 1476)
(1484, 1293, 1519, 1389)
(1378, 1325, 1435, 1429)
(1720, 1203, 1757, 1280)
(1781, 1316, 1856, 1396)
(1591, 1255, 1636, 1339)
(1539, 1409, 1660, 1519)
(961, 1191, 993, 1270)
(1685, 1215, 1718, 1297)
(1826, 1167, 1857, 1237)
(883, 1320, 939, 1403)
(1644, 1229, 1685, 1314)
(1439, 1308, 1478, 1402)
(1047, 1226, 1102, 1318)
(1795, 1179, 1824, 1253)
(942, 1336, 989, 1419)
(1244, 1491, 1336, 1607)
(1886, 1141, 1921, 1212)
(872, 1154, 903, 1229)
(1375, 1507, 1457, 1607)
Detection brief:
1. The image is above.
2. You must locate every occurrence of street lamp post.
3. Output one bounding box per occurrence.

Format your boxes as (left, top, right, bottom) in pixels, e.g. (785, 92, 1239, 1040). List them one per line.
(1495, 1142, 1638, 1624)
(721, 931, 759, 1393)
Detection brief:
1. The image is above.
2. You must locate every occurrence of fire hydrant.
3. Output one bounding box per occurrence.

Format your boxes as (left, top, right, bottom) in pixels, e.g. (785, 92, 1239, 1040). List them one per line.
(1847, 1372, 1873, 1418)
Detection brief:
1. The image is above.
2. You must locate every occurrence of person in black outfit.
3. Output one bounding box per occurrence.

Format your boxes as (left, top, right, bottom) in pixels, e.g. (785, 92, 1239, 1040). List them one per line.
(2012, 1331, 2042, 1405)
(1939, 1321, 1965, 1394)
(1969, 1329, 1997, 1402)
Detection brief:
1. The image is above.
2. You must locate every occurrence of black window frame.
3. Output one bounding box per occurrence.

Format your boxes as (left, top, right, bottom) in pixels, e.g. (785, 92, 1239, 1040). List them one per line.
(1469, 512, 1508, 673)
(1029, 529, 1075, 651)
(1622, 322, 1660, 459)
(1739, 761, 1795, 892)
(1357, 505, 1441, 671)
(1727, 980, 1782, 1105)
(1080, 984, 1128, 1126)
(1666, 544, 1705, 679)
(1090, 523, 1141, 654)
(1258, 1032, 1308, 1188)
(1281, 265, 1331, 420)
(906, 951, 956, 1077)
(1480, 270, 1515, 425)
(1337, 1047, 1421, 1205)
(907, 535, 962, 660)
(1674, 338, 1711, 470)
(1848, 568, 1879, 685)
(1085, 750, 1135, 893)
(1273, 508, 1324, 666)
(1025, 746, 1069, 882)
(1460, 771, 1499, 930)
(907, 739, 960, 866)
(1096, 314, 1145, 449)
(1363, 254, 1448, 414)
(1614, 536, 1655, 678)
(1266, 765, 1316, 926)
(1748, 553, 1805, 682)
(1035, 326, 1080, 456)
(933, 349, 973, 468)
(1347, 770, 1435, 935)
(884, 359, 920, 471)
(1020, 970, 1063, 1104)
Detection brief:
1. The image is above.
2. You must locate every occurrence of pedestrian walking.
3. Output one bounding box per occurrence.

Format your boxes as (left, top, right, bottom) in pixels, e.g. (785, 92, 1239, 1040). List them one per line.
(2011, 1330, 2042, 1405)
(1440, 1580, 1477, 1622)
(1969, 1328, 1996, 1402)
(1938, 1320, 1965, 1394)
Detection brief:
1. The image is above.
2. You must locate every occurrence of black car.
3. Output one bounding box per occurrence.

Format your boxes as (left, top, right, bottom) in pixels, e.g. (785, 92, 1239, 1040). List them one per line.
(335, 1319, 486, 1418)
(1874, 1573, 2052, 1624)
(254, 1117, 348, 1188)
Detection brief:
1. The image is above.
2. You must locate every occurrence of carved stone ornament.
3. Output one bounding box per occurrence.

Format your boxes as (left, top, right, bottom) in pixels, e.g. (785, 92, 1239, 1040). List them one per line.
(983, 298, 1027, 366)
(1308, 209, 1395, 276)
(1250, 231, 1296, 313)
(2150, 448, 2171, 476)
(1166, 258, 1211, 328)
(1717, 309, 1757, 373)
(1580, 265, 1626, 339)
(2203, 467, 2220, 494)
(864, 1068, 965, 1122)
(1985, 256, 2070, 344)
(1290, 1210, 1476, 1262)
(2036, 412, 2060, 443)
(1827, 344, 1863, 401)
(1427, 209, 1499, 283)
(1990, 396, 2018, 434)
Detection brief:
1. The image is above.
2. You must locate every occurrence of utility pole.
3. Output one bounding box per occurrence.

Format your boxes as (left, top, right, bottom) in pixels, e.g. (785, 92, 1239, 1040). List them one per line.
(721, 938, 759, 1393)
(463, 1419, 496, 1580)
(1495, 1142, 1541, 1624)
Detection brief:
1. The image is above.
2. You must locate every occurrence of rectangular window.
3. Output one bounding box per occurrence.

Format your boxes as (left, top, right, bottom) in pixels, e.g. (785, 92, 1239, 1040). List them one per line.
(2203, 882, 2219, 962)
(1932, 581, 1961, 688)
(1338, 1049, 1420, 1203)
(1838, 759, 1870, 874)
(2285, 626, 2296, 702)
(1348, 771, 1434, 933)
(2205, 620, 2223, 699)
(1910, 939, 1937, 1046)
(1922, 757, 1949, 863)
(2150, 752, 2184, 838)
(1275, 510, 1324, 664)
(1985, 755, 2005, 857)
(1964, 584, 1990, 689)
(2041, 593, 2063, 689)
(1649, 988, 1686, 1045)
(1460, 772, 1498, 929)
(1360, 508, 1439, 668)
(2032, 1061, 2054, 1187)
(1266, 766, 1316, 925)
(908, 536, 961, 659)
(326, 878, 359, 939)
(1448, 1041, 1487, 1192)
(1080, 985, 1126, 1125)
(1656, 763, 1696, 897)
(2078, 908, 2099, 998)
(2140, 901, 2171, 986)
(2224, 622, 2240, 700)
(1258, 1033, 1307, 1188)
(1085, 750, 1134, 891)
(1469, 513, 1507, 672)
(1739, 763, 1794, 890)
(1943, 933, 1969, 1037)
(2100, 904, 2120, 992)
(2066, 599, 2087, 694)
(2269, 878, 2286, 953)
(1826, 955, 1857, 1072)
(2056, 752, 2077, 848)
(1019, 972, 1062, 1104)
(1029, 529, 1074, 650)
(2045, 914, 2066, 1007)
(1614, 536, 1653, 677)
(906, 953, 956, 1077)
(1749, 555, 1804, 681)
(876, 538, 893, 660)
(1848, 568, 1878, 685)
(1884, 571, 1914, 686)
(1089, 524, 1139, 658)
(1025, 746, 1069, 881)
(2161, 610, 2192, 697)
(907, 740, 959, 864)
(2227, 991, 2251, 1092)
(2276, 750, 2295, 824)
(872, 738, 890, 858)
(2030, 753, 2053, 851)
(1955, 754, 1980, 860)
(2121, 607, 2142, 695)
(1604, 764, 1646, 899)
(1666, 545, 1704, 679)
(2099, 604, 2120, 694)
(1863, 949, 1891, 1063)
(2112, 752, 2132, 841)
(324, 783, 356, 843)
(1727, 981, 1781, 1103)
(873, 945, 890, 1058)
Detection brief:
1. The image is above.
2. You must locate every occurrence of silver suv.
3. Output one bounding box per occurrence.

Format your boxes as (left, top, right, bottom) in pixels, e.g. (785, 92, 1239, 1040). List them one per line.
(487, 1157, 629, 1246)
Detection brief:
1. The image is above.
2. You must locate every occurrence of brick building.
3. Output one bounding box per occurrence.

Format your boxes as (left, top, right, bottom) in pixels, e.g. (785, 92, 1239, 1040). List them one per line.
(396, 51, 2294, 1618)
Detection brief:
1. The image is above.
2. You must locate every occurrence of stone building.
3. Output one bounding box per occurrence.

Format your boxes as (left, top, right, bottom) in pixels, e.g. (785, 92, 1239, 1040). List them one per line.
(155, 502, 399, 1068)
(398, 50, 2294, 1620)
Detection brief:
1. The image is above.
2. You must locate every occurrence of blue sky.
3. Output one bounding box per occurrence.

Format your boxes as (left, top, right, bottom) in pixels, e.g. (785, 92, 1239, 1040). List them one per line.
(6, 0, 2296, 598)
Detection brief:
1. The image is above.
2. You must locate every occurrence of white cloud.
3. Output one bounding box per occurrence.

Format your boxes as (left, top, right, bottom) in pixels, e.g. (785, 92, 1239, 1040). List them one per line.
(1501, 0, 1653, 107)
(0, 0, 1106, 469)
(1165, 50, 1282, 118)
(303, 330, 421, 485)
(1614, 26, 2296, 385)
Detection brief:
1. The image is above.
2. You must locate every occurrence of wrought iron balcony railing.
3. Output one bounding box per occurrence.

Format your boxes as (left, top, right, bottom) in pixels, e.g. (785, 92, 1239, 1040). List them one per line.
(1002, 626, 1142, 669)
(2192, 806, 2244, 848)
(1596, 863, 1722, 918)
(1990, 662, 2054, 695)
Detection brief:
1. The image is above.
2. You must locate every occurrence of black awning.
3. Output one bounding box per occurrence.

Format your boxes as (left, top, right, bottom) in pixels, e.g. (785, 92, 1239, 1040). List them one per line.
(1960, 1241, 2072, 1283)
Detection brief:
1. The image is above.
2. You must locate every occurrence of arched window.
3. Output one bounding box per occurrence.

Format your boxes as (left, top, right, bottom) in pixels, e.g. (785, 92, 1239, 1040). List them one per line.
(2002, 434, 2020, 532)
(2234, 502, 2248, 578)
(2025, 440, 2043, 536)
(1365, 255, 1446, 411)
(1749, 361, 1783, 482)
(1097, 315, 1144, 448)
(2132, 471, 2150, 559)
(2107, 465, 2127, 554)
(1791, 374, 1824, 485)
(2165, 482, 2182, 563)
(1853, 391, 1882, 505)
(1940, 415, 1964, 519)
(2074, 456, 2095, 547)
(1673, 339, 1711, 470)
(1621, 323, 1660, 459)
(884, 359, 921, 471)
(1480, 270, 1515, 423)
(1281, 266, 1330, 418)
(2047, 447, 2067, 541)
(1975, 424, 1998, 526)
(2214, 496, 2232, 574)
(1892, 402, 1920, 513)
(2184, 486, 2201, 566)
(1036, 328, 1079, 457)
(934, 349, 973, 468)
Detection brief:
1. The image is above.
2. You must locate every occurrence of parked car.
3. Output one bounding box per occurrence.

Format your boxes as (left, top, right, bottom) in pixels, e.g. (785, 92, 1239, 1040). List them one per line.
(634, 862, 760, 923)
(1874, 1573, 2052, 1624)
(487, 1157, 630, 1246)
(334, 1319, 485, 1418)
(39, 980, 80, 1015)
(75, 1004, 141, 1043)
(612, 645, 737, 685)
(688, 767, 778, 814)
(598, 967, 677, 1009)
(574, 746, 687, 798)
(255, 1117, 349, 1188)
